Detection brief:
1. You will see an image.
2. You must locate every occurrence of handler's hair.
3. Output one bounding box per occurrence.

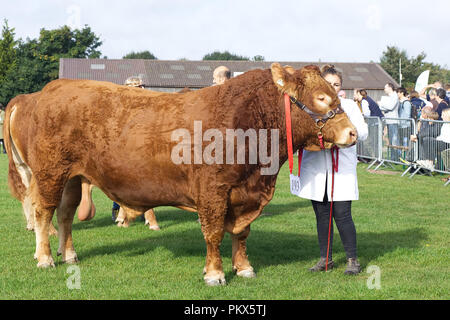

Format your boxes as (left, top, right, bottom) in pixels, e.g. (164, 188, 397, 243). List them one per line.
(320, 64, 343, 85)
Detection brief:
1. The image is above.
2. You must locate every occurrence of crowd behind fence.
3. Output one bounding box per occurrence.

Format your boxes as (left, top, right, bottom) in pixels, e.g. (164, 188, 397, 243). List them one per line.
(357, 116, 450, 185)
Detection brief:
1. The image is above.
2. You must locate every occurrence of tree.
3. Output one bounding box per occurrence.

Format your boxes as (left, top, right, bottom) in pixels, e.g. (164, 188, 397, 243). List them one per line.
(252, 55, 265, 61)
(123, 51, 157, 59)
(380, 46, 450, 90)
(0, 20, 17, 83)
(202, 51, 249, 61)
(0, 23, 103, 105)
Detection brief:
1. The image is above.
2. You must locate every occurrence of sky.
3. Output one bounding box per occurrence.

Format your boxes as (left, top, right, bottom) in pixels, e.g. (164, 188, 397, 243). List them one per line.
(2, 0, 450, 67)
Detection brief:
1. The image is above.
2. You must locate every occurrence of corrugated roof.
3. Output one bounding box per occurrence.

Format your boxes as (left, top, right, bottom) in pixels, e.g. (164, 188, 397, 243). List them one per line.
(59, 58, 399, 90)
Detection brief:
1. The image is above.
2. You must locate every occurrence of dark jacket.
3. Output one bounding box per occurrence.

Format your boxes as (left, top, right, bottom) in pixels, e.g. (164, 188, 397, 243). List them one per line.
(363, 96, 384, 118)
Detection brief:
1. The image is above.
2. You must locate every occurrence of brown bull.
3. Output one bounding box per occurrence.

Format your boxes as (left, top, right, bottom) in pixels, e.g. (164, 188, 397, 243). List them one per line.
(4, 63, 357, 286)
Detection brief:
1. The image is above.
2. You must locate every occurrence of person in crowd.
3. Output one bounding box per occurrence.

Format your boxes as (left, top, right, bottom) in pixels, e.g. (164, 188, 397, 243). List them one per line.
(409, 90, 427, 121)
(446, 84, 450, 102)
(435, 88, 449, 121)
(421, 81, 450, 104)
(410, 107, 440, 170)
(354, 89, 384, 118)
(378, 83, 400, 160)
(427, 88, 439, 111)
(437, 108, 450, 180)
(0, 104, 5, 154)
(396, 87, 412, 148)
(212, 66, 231, 85)
(298, 64, 368, 275)
(338, 90, 346, 99)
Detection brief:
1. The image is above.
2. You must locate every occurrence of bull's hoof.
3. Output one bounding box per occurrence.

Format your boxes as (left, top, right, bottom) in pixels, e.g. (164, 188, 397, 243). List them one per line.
(148, 225, 160, 231)
(115, 217, 124, 224)
(63, 256, 79, 264)
(204, 271, 226, 286)
(236, 268, 256, 278)
(37, 256, 55, 268)
(204, 277, 226, 286)
(116, 222, 129, 228)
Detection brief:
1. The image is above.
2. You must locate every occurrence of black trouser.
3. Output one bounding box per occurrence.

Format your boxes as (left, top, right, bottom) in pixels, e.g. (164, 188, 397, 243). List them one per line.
(311, 191, 357, 260)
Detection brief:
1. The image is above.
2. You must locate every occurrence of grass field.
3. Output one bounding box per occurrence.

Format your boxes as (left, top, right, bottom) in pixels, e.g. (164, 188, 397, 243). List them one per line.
(0, 153, 448, 300)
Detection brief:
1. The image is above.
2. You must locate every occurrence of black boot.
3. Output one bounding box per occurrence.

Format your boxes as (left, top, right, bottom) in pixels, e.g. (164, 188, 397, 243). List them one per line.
(309, 257, 334, 272)
(344, 258, 361, 275)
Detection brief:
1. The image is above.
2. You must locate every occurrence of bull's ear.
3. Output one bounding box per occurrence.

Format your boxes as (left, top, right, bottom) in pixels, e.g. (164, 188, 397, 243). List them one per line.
(271, 63, 297, 96)
(284, 65, 295, 75)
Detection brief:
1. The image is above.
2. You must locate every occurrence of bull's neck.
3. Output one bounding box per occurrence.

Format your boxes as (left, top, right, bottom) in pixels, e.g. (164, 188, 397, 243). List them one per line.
(251, 86, 318, 172)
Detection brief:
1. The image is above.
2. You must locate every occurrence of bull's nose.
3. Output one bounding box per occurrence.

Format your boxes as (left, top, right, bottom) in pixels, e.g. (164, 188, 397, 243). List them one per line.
(349, 129, 357, 142)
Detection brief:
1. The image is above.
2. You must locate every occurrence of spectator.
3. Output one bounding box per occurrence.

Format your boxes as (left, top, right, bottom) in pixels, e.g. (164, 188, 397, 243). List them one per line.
(338, 90, 346, 99)
(435, 88, 449, 120)
(437, 108, 450, 180)
(420, 81, 449, 104)
(212, 66, 231, 85)
(409, 90, 427, 121)
(428, 88, 439, 111)
(0, 103, 5, 154)
(397, 87, 412, 147)
(410, 107, 440, 170)
(446, 83, 450, 102)
(354, 89, 383, 118)
(378, 83, 400, 160)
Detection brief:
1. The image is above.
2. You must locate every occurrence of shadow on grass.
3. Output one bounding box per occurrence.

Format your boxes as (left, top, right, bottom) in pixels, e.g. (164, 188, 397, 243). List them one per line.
(77, 221, 428, 273)
(72, 200, 311, 232)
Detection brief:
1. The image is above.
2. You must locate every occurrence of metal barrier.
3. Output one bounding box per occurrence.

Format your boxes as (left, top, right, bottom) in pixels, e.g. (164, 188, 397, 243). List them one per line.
(356, 117, 450, 185)
(356, 116, 382, 169)
(409, 119, 450, 178)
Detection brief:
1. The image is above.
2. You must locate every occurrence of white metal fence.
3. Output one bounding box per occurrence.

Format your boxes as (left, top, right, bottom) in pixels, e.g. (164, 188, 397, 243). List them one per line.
(357, 117, 450, 186)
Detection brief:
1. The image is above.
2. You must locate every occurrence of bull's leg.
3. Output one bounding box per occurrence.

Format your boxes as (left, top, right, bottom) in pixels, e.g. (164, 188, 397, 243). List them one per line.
(231, 226, 256, 278)
(56, 177, 82, 264)
(197, 194, 228, 286)
(116, 207, 129, 227)
(33, 204, 56, 268)
(144, 209, 160, 230)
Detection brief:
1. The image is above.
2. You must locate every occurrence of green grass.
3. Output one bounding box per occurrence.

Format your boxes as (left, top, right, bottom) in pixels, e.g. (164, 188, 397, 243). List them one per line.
(0, 154, 448, 300)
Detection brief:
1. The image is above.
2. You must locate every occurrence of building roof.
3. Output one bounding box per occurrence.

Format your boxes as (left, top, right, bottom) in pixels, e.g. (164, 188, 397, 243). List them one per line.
(59, 58, 399, 90)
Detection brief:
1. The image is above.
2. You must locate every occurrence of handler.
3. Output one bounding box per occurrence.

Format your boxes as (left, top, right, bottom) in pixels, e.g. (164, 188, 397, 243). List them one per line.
(298, 65, 368, 275)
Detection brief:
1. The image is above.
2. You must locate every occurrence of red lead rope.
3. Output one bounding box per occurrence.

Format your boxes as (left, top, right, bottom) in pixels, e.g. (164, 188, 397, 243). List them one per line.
(284, 94, 302, 176)
(325, 146, 339, 271)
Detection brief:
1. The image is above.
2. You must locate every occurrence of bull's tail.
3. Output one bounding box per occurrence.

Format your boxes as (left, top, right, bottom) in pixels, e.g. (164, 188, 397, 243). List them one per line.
(3, 100, 27, 202)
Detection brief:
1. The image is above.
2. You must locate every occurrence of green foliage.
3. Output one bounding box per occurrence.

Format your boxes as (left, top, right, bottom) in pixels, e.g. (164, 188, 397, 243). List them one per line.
(123, 50, 157, 60)
(380, 46, 450, 90)
(202, 51, 250, 61)
(0, 20, 17, 84)
(252, 55, 265, 61)
(0, 22, 102, 105)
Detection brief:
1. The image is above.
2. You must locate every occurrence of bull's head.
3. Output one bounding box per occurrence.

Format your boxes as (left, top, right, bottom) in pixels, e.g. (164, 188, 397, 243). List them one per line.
(271, 63, 357, 150)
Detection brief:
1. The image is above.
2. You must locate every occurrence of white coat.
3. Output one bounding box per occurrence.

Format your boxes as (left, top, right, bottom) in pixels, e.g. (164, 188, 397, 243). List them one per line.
(298, 98, 368, 202)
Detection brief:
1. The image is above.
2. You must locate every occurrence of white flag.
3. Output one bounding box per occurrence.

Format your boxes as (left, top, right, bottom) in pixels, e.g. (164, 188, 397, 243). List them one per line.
(415, 70, 430, 93)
